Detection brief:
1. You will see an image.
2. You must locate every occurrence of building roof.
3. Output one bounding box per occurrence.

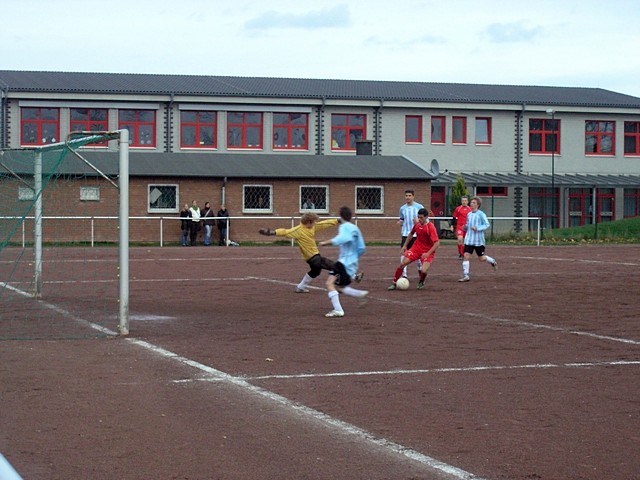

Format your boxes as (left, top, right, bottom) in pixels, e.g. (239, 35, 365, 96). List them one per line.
(433, 171, 640, 187)
(1, 70, 640, 108)
(0, 150, 436, 181)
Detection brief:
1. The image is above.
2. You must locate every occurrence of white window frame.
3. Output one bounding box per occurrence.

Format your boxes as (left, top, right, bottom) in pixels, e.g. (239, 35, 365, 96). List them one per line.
(243, 184, 273, 213)
(355, 185, 384, 214)
(299, 185, 329, 213)
(80, 186, 100, 201)
(148, 184, 179, 213)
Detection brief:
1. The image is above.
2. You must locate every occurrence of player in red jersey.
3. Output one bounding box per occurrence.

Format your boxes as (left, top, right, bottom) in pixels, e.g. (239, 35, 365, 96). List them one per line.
(388, 208, 440, 290)
(451, 195, 472, 258)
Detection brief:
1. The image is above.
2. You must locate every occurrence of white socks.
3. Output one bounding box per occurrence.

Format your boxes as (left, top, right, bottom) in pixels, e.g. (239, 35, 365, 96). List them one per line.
(462, 260, 470, 276)
(297, 273, 313, 290)
(328, 290, 343, 312)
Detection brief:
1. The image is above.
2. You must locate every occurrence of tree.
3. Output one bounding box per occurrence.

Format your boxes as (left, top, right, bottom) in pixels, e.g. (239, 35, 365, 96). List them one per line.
(448, 174, 469, 215)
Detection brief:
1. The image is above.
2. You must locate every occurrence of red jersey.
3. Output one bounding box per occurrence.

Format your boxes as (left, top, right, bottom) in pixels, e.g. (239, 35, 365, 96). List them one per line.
(452, 205, 472, 228)
(408, 221, 439, 251)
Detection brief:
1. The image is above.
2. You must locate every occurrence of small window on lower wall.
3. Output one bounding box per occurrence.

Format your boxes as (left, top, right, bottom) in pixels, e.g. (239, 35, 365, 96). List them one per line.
(18, 186, 35, 201)
(243, 185, 272, 212)
(355, 186, 384, 214)
(300, 185, 328, 213)
(476, 186, 507, 196)
(148, 184, 178, 213)
(80, 186, 100, 201)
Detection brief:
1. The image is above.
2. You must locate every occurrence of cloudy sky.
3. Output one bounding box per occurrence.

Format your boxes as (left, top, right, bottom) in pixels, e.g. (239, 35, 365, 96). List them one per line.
(2, 0, 640, 97)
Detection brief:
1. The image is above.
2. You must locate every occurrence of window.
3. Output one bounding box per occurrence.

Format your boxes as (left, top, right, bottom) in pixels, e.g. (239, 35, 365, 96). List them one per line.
(243, 185, 272, 212)
(21, 107, 60, 146)
(148, 184, 178, 213)
(452, 116, 467, 144)
(355, 186, 384, 214)
(300, 186, 328, 212)
(273, 113, 308, 150)
(624, 188, 640, 218)
(624, 121, 640, 155)
(331, 114, 365, 150)
(585, 121, 615, 155)
(476, 186, 507, 196)
(80, 186, 100, 201)
(18, 186, 35, 201)
(528, 187, 558, 231)
(181, 111, 217, 149)
(475, 117, 492, 144)
(405, 115, 422, 143)
(228, 112, 263, 149)
(529, 118, 560, 154)
(119, 110, 156, 147)
(70, 108, 109, 146)
(431, 116, 445, 144)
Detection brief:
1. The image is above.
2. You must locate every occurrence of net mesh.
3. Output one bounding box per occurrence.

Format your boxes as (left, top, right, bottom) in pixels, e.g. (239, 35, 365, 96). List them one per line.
(0, 132, 122, 340)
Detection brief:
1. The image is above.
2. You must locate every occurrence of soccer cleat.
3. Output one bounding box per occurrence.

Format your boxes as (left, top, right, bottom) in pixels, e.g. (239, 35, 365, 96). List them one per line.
(458, 276, 470, 282)
(459, 254, 464, 259)
(353, 272, 364, 283)
(325, 310, 345, 318)
(295, 287, 310, 293)
(491, 261, 498, 271)
(358, 291, 369, 306)
(416, 281, 425, 289)
(387, 284, 397, 290)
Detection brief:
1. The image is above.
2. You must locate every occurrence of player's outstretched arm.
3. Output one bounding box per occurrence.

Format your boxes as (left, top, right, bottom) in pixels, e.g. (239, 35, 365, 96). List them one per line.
(258, 228, 276, 236)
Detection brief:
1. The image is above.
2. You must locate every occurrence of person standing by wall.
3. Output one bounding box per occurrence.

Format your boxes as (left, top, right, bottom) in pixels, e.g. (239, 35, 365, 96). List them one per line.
(397, 189, 424, 278)
(180, 203, 191, 246)
(451, 195, 472, 259)
(459, 196, 498, 282)
(217, 203, 230, 246)
(201, 201, 214, 246)
(189, 200, 200, 246)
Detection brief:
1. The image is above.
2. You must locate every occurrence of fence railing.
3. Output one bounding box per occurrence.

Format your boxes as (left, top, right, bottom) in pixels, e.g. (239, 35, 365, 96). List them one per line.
(3, 216, 542, 247)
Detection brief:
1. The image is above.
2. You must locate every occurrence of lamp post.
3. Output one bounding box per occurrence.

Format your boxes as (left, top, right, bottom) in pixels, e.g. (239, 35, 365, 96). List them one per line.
(546, 108, 556, 227)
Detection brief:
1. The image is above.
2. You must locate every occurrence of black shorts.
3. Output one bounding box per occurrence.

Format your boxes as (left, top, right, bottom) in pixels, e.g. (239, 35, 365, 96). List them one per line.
(328, 261, 351, 287)
(401, 236, 417, 249)
(463, 245, 486, 257)
(306, 254, 335, 278)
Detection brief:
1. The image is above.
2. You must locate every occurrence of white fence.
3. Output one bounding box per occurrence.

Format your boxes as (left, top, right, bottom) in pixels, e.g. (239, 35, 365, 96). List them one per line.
(4, 216, 542, 247)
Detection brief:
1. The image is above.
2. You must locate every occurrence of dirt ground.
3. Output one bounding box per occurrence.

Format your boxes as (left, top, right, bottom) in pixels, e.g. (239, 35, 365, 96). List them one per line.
(1, 244, 639, 479)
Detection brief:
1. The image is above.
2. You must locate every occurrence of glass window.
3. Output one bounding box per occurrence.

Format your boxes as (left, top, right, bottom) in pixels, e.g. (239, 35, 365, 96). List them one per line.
(228, 112, 263, 149)
(70, 108, 109, 146)
(20, 107, 60, 145)
(331, 114, 366, 150)
(405, 115, 422, 143)
(148, 184, 178, 213)
(119, 110, 156, 147)
(243, 185, 272, 212)
(431, 116, 445, 143)
(355, 186, 384, 214)
(623, 188, 640, 217)
(585, 120, 615, 155)
(529, 118, 560, 154)
(80, 186, 100, 201)
(476, 186, 508, 196)
(273, 113, 308, 150)
(180, 111, 217, 149)
(300, 186, 328, 212)
(475, 117, 491, 144)
(624, 121, 640, 155)
(452, 116, 467, 144)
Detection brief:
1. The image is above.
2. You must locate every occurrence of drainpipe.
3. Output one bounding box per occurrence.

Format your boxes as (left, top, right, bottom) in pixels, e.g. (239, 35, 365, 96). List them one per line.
(375, 98, 384, 155)
(0, 84, 8, 149)
(221, 176, 227, 204)
(166, 93, 175, 153)
(317, 96, 326, 155)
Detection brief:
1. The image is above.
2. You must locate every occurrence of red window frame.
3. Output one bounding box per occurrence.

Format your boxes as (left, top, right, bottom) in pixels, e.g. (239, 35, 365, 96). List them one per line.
(624, 121, 640, 156)
(475, 117, 492, 144)
(118, 110, 156, 147)
(180, 111, 217, 149)
(585, 120, 615, 155)
(273, 113, 308, 150)
(405, 115, 422, 143)
(431, 116, 445, 144)
(70, 108, 109, 146)
(227, 112, 263, 149)
(476, 186, 507, 197)
(452, 116, 467, 144)
(20, 107, 60, 146)
(624, 188, 640, 218)
(331, 114, 366, 150)
(529, 118, 560, 154)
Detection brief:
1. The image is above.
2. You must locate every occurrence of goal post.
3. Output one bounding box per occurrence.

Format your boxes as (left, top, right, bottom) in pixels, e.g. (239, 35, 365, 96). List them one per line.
(0, 129, 130, 338)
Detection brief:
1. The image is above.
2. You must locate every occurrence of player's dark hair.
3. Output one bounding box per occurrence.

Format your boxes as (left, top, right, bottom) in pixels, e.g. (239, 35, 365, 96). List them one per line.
(339, 206, 352, 222)
(404, 189, 415, 195)
(417, 207, 429, 216)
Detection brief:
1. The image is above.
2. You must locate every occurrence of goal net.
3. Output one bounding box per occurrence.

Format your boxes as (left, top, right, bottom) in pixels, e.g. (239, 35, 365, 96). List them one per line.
(0, 131, 130, 340)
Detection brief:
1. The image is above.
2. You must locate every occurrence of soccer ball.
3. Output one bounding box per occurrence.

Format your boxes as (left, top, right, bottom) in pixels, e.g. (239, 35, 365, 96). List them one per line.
(396, 277, 410, 290)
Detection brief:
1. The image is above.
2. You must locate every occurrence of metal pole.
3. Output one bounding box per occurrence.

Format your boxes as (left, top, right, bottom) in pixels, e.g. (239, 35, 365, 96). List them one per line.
(118, 129, 130, 335)
(34, 152, 42, 298)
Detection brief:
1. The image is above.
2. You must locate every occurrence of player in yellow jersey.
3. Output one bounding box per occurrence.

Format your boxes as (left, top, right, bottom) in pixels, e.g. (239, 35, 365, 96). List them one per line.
(259, 213, 338, 292)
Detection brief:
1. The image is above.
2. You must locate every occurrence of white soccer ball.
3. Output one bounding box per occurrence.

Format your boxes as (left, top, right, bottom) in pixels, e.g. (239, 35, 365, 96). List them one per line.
(396, 277, 410, 290)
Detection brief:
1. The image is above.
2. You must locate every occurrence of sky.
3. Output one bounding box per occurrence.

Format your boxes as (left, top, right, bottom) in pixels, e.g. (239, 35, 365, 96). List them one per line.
(2, 0, 640, 98)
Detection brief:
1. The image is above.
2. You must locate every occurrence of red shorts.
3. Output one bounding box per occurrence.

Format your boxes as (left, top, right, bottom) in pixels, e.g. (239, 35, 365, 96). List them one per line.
(405, 247, 435, 264)
(456, 227, 466, 238)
